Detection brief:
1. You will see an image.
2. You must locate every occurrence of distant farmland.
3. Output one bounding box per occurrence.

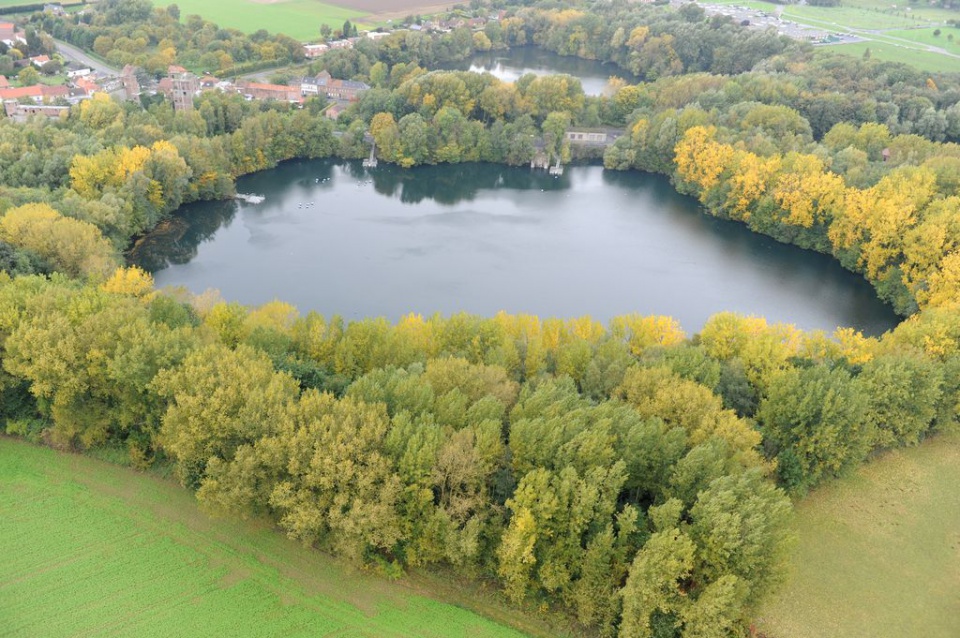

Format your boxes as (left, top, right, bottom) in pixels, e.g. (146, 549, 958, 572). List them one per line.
(149, 0, 369, 40)
(147, 0, 461, 40)
(0, 438, 540, 638)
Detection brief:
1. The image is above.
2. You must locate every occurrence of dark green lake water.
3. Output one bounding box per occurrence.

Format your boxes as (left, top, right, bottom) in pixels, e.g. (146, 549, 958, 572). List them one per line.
(129, 160, 899, 335)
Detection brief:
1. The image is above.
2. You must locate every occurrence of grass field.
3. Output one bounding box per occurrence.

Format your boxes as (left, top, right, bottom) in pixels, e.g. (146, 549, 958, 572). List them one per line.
(755, 434, 960, 638)
(884, 27, 960, 54)
(708, 0, 960, 72)
(0, 0, 81, 7)
(832, 40, 960, 73)
(148, 0, 369, 41)
(0, 437, 555, 638)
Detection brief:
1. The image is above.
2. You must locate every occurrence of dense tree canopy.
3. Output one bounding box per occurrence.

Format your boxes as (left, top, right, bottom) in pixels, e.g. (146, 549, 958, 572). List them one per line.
(2, 1, 960, 636)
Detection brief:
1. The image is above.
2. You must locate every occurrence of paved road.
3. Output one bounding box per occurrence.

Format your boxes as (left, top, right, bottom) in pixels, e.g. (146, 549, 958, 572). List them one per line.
(54, 39, 120, 75)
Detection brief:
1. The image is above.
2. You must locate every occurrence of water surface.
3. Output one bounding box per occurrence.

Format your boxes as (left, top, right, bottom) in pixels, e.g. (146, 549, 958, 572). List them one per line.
(444, 47, 638, 96)
(129, 160, 899, 336)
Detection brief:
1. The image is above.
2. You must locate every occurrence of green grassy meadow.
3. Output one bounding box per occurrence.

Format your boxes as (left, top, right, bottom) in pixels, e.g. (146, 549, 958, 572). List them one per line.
(884, 27, 960, 54)
(0, 437, 546, 638)
(831, 40, 960, 73)
(755, 434, 960, 638)
(708, 0, 960, 72)
(147, 0, 368, 41)
(0, 0, 82, 7)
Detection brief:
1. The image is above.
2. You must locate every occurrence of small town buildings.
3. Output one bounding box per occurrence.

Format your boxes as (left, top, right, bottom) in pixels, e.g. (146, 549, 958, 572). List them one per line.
(300, 75, 320, 96)
(156, 77, 173, 99)
(30, 55, 51, 68)
(73, 75, 99, 96)
(156, 67, 200, 112)
(198, 75, 220, 90)
(303, 43, 329, 58)
(328, 78, 369, 101)
(313, 70, 369, 101)
(171, 72, 198, 112)
(3, 99, 68, 121)
(236, 80, 301, 103)
(67, 67, 92, 79)
(120, 64, 140, 101)
(564, 129, 622, 145)
(0, 22, 25, 47)
(0, 83, 69, 102)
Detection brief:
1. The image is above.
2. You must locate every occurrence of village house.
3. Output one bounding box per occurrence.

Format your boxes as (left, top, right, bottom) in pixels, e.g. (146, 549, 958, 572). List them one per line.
(156, 66, 199, 112)
(3, 99, 69, 122)
(43, 3, 67, 16)
(564, 129, 623, 145)
(67, 67, 92, 79)
(120, 64, 140, 101)
(314, 70, 369, 101)
(328, 78, 369, 101)
(0, 22, 25, 48)
(171, 72, 198, 112)
(73, 75, 99, 97)
(198, 75, 220, 90)
(67, 86, 88, 103)
(303, 43, 329, 58)
(300, 75, 319, 96)
(29, 55, 51, 68)
(0, 83, 69, 103)
(236, 80, 301, 103)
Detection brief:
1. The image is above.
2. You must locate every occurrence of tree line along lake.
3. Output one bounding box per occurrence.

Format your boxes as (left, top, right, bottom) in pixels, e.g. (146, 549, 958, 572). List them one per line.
(128, 48, 899, 336)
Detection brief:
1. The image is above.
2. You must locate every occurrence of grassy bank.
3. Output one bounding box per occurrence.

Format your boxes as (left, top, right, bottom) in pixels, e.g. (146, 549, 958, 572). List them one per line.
(0, 437, 561, 638)
(755, 434, 960, 638)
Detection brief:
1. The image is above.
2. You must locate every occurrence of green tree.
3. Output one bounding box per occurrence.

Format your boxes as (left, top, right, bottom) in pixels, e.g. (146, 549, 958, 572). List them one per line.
(858, 352, 942, 447)
(757, 364, 870, 492)
(16, 65, 39, 86)
(269, 393, 404, 563)
(618, 528, 695, 638)
(0, 204, 117, 279)
(687, 468, 792, 609)
(152, 344, 300, 487)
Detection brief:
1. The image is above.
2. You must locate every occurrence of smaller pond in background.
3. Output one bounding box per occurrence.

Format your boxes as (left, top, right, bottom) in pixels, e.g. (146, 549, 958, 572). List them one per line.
(443, 47, 638, 96)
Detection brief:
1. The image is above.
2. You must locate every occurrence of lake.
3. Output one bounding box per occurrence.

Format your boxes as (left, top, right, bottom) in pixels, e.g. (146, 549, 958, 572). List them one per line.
(443, 47, 639, 96)
(128, 160, 899, 336)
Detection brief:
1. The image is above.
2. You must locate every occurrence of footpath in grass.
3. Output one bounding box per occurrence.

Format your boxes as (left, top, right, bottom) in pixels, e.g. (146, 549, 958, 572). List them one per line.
(148, 0, 368, 41)
(755, 434, 960, 638)
(0, 437, 538, 638)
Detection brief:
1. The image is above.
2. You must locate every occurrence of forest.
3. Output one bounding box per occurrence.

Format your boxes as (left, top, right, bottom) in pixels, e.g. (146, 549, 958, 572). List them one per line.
(1, 0, 960, 636)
